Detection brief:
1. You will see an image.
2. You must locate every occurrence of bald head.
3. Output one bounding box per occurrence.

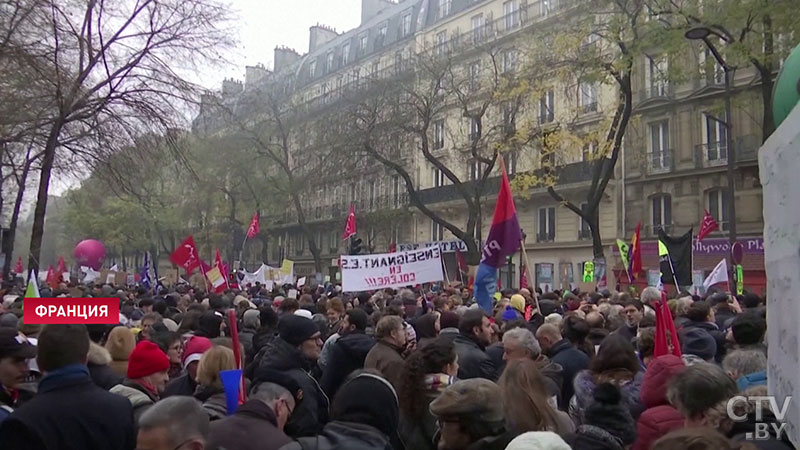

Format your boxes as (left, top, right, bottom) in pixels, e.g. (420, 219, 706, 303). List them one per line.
(586, 311, 605, 329)
(535, 323, 562, 353)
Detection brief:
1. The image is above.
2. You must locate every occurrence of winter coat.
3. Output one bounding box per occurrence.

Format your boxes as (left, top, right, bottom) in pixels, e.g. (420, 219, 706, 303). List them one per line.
(162, 372, 197, 398)
(320, 332, 376, 398)
(486, 342, 505, 373)
(209, 399, 292, 450)
(398, 374, 454, 450)
(632, 355, 685, 450)
(463, 430, 518, 450)
(547, 338, 590, 410)
(253, 327, 278, 355)
(88, 342, 123, 390)
(279, 421, 391, 450)
(195, 385, 228, 421)
(0, 386, 34, 424)
(239, 327, 257, 363)
(728, 410, 794, 450)
(612, 324, 638, 346)
(681, 321, 727, 362)
(452, 333, 497, 381)
(0, 364, 135, 450)
(364, 340, 406, 391)
(106, 326, 135, 378)
(538, 356, 565, 405)
(110, 380, 159, 423)
(566, 425, 625, 450)
(256, 337, 330, 437)
(714, 306, 738, 330)
(571, 369, 645, 425)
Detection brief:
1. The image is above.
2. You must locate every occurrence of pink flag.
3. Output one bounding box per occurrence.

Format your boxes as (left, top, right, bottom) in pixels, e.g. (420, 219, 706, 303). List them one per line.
(697, 210, 719, 242)
(342, 204, 357, 240)
(246, 212, 260, 239)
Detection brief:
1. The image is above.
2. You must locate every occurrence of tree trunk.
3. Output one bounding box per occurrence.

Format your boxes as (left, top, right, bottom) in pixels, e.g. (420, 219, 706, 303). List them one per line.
(2, 157, 33, 280)
(759, 67, 776, 141)
(589, 212, 604, 259)
(28, 122, 61, 275)
(290, 192, 323, 274)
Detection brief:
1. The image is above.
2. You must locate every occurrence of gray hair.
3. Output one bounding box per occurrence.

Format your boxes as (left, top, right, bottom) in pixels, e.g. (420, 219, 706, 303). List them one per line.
(544, 313, 562, 328)
(250, 382, 295, 410)
(375, 315, 404, 339)
(243, 309, 261, 329)
(139, 397, 209, 444)
(640, 287, 661, 306)
(722, 350, 767, 378)
(667, 363, 738, 420)
(502, 327, 541, 358)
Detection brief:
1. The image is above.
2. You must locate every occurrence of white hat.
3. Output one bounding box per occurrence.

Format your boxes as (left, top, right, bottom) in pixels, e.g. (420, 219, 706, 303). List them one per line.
(293, 309, 313, 319)
(505, 432, 572, 450)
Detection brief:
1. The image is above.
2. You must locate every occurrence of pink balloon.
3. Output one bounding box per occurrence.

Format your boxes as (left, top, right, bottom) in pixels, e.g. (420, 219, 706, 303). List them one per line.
(74, 239, 106, 270)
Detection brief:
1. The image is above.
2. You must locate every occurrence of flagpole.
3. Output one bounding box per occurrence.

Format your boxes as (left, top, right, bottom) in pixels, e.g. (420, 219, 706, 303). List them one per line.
(519, 240, 541, 315)
(441, 250, 451, 286)
(666, 252, 681, 294)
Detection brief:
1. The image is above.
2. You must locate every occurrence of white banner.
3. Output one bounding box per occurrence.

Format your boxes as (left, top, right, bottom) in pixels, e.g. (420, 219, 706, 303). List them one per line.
(397, 239, 468, 254)
(341, 247, 444, 292)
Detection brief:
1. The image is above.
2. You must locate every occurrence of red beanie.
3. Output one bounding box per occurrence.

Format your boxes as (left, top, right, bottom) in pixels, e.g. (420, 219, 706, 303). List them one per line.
(127, 341, 170, 379)
(182, 336, 213, 368)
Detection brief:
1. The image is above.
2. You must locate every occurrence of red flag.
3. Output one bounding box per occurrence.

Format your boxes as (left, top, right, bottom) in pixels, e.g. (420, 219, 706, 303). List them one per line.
(246, 212, 260, 239)
(57, 257, 67, 274)
(214, 249, 229, 292)
(46, 265, 59, 288)
(342, 204, 357, 240)
(520, 265, 529, 290)
(654, 291, 682, 358)
(227, 310, 247, 405)
(170, 236, 201, 273)
(697, 210, 719, 242)
(630, 221, 642, 276)
(13, 257, 23, 274)
(388, 242, 397, 253)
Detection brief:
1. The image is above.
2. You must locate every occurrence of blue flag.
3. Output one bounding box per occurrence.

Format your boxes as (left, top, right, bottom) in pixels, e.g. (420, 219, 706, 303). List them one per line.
(141, 252, 152, 290)
(474, 161, 522, 312)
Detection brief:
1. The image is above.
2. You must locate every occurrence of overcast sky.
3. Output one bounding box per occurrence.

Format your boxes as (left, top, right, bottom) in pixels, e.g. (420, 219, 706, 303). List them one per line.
(213, 0, 363, 86)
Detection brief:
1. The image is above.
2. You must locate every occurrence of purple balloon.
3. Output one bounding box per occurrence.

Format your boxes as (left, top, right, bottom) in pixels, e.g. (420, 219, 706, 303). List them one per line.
(74, 239, 106, 270)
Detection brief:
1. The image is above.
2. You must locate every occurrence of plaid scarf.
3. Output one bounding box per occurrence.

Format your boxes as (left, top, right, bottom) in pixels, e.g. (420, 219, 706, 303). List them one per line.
(424, 373, 455, 394)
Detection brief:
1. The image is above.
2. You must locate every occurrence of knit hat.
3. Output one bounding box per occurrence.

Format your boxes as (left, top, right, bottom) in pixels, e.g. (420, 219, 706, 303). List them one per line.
(681, 328, 717, 361)
(583, 383, 637, 445)
(182, 335, 213, 368)
(105, 326, 136, 361)
(502, 306, 520, 321)
(440, 311, 460, 329)
(505, 432, 572, 450)
(332, 373, 399, 437)
(510, 294, 525, 313)
(430, 378, 504, 423)
(278, 315, 320, 346)
(127, 340, 170, 379)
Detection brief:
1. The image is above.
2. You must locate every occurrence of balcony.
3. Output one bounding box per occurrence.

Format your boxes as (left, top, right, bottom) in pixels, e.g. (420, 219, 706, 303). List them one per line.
(646, 150, 674, 175)
(537, 231, 555, 243)
(694, 142, 728, 169)
(637, 83, 674, 103)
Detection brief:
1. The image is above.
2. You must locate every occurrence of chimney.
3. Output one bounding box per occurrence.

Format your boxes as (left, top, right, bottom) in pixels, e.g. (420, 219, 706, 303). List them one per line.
(309, 24, 339, 53)
(245, 64, 270, 88)
(361, 0, 396, 25)
(221, 78, 243, 96)
(274, 46, 301, 72)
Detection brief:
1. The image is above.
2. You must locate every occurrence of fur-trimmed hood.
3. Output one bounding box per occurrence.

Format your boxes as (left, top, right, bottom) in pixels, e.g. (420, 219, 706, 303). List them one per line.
(88, 342, 112, 366)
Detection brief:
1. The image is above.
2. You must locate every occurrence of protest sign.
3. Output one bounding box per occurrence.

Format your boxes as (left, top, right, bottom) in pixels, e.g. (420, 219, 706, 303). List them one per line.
(297, 277, 306, 287)
(341, 247, 444, 292)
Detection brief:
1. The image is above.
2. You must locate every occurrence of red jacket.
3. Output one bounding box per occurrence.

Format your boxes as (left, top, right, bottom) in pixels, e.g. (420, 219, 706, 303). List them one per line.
(632, 355, 686, 450)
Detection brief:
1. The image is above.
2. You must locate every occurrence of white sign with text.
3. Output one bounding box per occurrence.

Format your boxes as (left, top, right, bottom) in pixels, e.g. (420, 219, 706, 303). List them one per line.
(341, 247, 444, 292)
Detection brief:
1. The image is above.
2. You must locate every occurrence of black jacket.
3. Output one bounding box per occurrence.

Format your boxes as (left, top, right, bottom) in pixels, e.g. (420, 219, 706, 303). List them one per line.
(547, 338, 590, 410)
(209, 399, 292, 450)
(162, 372, 197, 398)
(239, 327, 257, 364)
(280, 421, 392, 450)
(87, 342, 123, 390)
(453, 333, 497, 381)
(320, 332, 376, 398)
(728, 411, 794, 450)
(256, 337, 330, 438)
(0, 364, 136, 450)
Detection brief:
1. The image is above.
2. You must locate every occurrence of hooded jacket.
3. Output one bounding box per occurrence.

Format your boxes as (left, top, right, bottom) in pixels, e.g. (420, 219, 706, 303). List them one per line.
(632, 355, 685, 450)
(256, 337, 329, 437)
(320, 332, 376, 398)
(105, 327, 136, 378)
(88, 342, 123, 390)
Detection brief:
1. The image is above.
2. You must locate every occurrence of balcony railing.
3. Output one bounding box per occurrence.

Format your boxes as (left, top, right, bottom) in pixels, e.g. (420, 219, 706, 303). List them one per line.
(537, 232, 556, 243)
(638, 83, 674, 103)
(695, 142, 728, 168)
(646, 150, 674, 174)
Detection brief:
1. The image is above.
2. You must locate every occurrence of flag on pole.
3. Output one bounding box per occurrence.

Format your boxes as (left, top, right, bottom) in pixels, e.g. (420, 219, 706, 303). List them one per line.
(46, 265, 59, 288)
(628, 221, 642, 279)
(697, 210, 719, 242)
(654, 291, 681, 358)
(616, 239, 631, 281)
(658, 228, 693, 286)
(25, 270, 39, 298)
(702, 258, 729, 291)
(519, 261, 529, 290)
(170, 235, 201, 273)
(13, 257, 23, 275)
(56, 257, 67, 283)
(214, 249, 229, 290)
(342, 204, 357, 240)
(246, 212, 260, 239)
(473, 158, 521, 312)
(456, 249, 468, 285)
(141, 252, 153, 290)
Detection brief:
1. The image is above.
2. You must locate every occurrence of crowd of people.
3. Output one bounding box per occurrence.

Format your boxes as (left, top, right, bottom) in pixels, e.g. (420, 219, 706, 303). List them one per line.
(0, 278, 786, 450)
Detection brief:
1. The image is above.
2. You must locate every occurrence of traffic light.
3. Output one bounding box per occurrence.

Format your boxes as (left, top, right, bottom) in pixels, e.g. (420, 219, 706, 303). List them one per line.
(349, 237, 363, 255)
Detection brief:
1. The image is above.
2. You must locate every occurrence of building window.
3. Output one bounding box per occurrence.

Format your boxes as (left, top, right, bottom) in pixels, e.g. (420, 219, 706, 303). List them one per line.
(377, 22, 387, 48)
(402, 12, 412, 37)
(438, 0, 451, 18)
(540, 0, 553, 17)
(468, 159, 482, 180)
(469, 117, 481, 141)
(700, 48, 724, 85)
(538, 207, 556, 242)
(432, 167, 445, 187)
(646, 55, 669, 98)
(582, 140, 596, 161)
(704, 113, 728, 162)
(503, 105, 516, 135)
(431, 221, 444, 241)
(651, 194, 672, 231)
(342, 42, 350, 65)
(392, 175, 401, 207)
(579, 81, 598, 113)
(326, 52, 334, 72)
(504, 1, 518, 30)
(368, 181, 376, 210)
(433, 119, 445, 149)
(309, 60, 316, 78)
(539, 90, 555, 124)
(649, 120, 670, 171)
(472, 14, 484, 44)
(359, 34, 368, 54)
(294, 233, 304, 255)
(506, 151, 518, 175)
(502, 49, 517, 73)
(469, 61, 481, 91)
(371, 60, 379, 78)
(350, 184, 357, 203)
(351, 68, 360, 86)
(579, 203, 591, 239)
(707, 189, 730, 231)
(329, 230, 339, 253)
(436, 31, 448, 56)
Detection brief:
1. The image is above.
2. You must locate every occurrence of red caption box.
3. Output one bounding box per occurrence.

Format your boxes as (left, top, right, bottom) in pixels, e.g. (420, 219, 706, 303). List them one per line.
(23, 298, 120, 324)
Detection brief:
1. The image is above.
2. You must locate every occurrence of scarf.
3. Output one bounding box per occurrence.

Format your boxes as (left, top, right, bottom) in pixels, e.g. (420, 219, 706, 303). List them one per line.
(424, 373, 455, 394)
(38, 364, 90, 393)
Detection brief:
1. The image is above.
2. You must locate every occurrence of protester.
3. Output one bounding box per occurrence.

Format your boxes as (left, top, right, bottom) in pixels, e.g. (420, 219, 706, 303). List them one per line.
(398, 337, 458, 450)
(364, 315, 407, 391)
(110, 340, 171, 422)
(615, 299, 644, 344)
(196, 312, 224, 339)
(453, 309, 497, 380)
(502, 326, 563, 403)
(106, 325, 136, 378)
(137, 396, 209, 450)
(239, 309, 260, 362)
(632, 354, 686, 450)
(571, 333, 644, 424)
(140, 312, 163, 342)
(0, 324, 136, 449)
(195, 345, 236, 420)
(208, 382, 294, 450)
(150, 330, 183, 379)
(0, 328, 36, 422)
(279, 372, 399, 450)
(429, 378, 516, 450)
(87, 337, 123, 390)
(565, 383, 638, 450)
(718, 385, 794, 449)
(682, 301, 726, 362)
(163, 335, 213, 397)
(320, 308, 375, 398)
(325, 298, 345, 339)
(536, 323, 589, 410)
(438, 311, 460, 340)
(498, 359, 574, 437)
(255, 314, 328, 437)
(730, 312, 767, 355)
(722, 349, 768, 391)
(666, 363, 738, 427)
(414, 312, 441, 348)
(680, 328, 718, 365)
(505, 431, 572, 450)
(253, 306, 279, 355)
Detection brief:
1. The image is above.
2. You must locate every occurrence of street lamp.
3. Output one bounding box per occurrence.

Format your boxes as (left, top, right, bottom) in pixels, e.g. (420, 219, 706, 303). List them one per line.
(685, 26, 738, 282)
